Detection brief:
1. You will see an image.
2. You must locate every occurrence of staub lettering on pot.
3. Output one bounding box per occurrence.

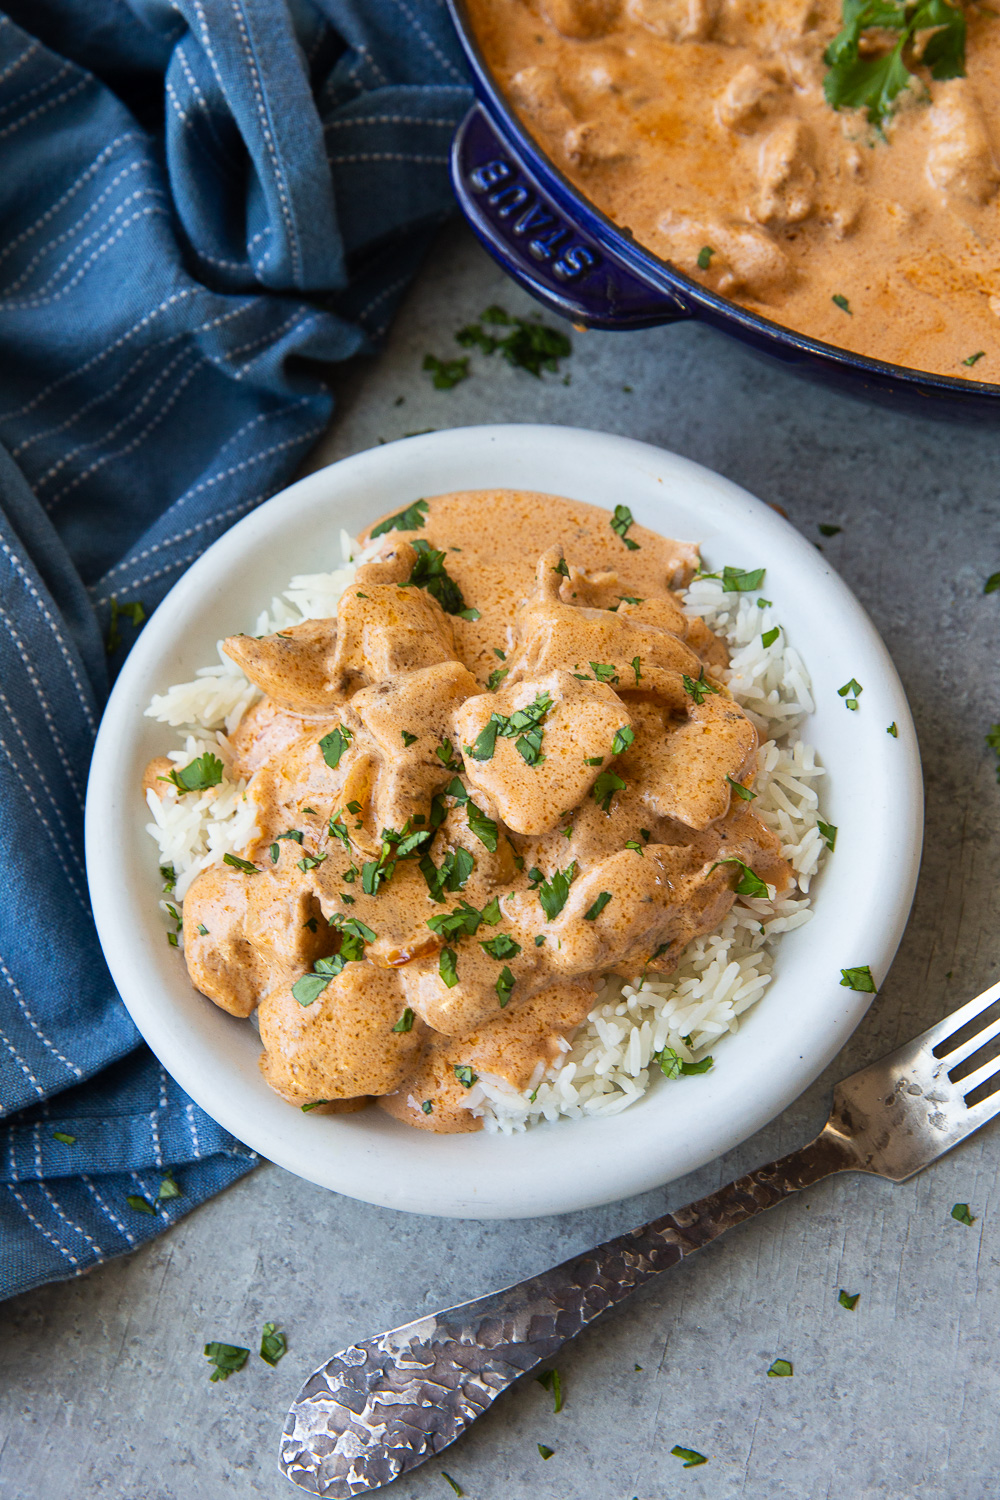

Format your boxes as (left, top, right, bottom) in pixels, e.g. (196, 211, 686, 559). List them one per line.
(469, 159, 600, 281)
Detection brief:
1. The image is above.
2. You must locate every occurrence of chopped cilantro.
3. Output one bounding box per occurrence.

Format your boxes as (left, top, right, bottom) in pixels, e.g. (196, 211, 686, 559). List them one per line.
(406, 540, 466, 615)
(624, 840, 644, 856)
(105, 596, 146, 655)
(423, 353, 469, 390)
(157, 1171, 181, 1201)
(427, 901, 484, 940)
(161, 752, 224, 795)
(329, 814, 351, 850)
(710, 857, 769, 898)
(838, 677, 863, 711)
(534, 934, 545, 947)
(838, 1290, 860, 1310)
(455, 304, 571, 377)
(370, 498, 429, 537)
(300, 1100, 328, 1112)
(832, 293, 852, 315)
(420, 847, 475, 902)
(682, 669, 720, 704)
(767, 1358, 793, 1378)
(204, 1341, 249, 1381)
(697, 245, 714, 270)
(160, 863, 176, 892)
(466, 800, 499, 851)
(435, 737, 463, 772)
(840, 965, 877, 992)
(319, 725, 353, 770)
(538, 863, 577, 920)
(260, 1323, 286, 1366)
(486, 666, 509, 692)
(52, 1131, 76, 1145)
(537, 1444, 555, 1460)
(126, 1193, 155, 1215)
(481, 932, 521, 960)
(818, 820, 838, 851)
(951, 1202, 976, 1225)
(496, 966, 516, 1007)
(584, 891, 612, 921)
(439, 947, 459, 988)
(454, 1064, 477, 1088)
(824, 0, 967, 131)
(392, 1008, 415, 1033)
(654, 1047, 714, 1078)
(984, 572, 1000, 594)
(585, 756, 604, 766)
(297, 851, 327, 873)
(536, 1368, 564, 1412)
(590, 661, 619, 684)
(593, 770, 626, 813)
(402, 730, 418, 747)
(819, 523, 842, 537)
(726, 775, 756, 802)
(761, 625, 780, 648)
(458, 607, 481, 621)
(442, 1476, 464, 1497)
(223, 853, 257, 874)
(630, 656, 642, 685)
(467, 692, 552, 765)
(965, 351, 987, 368)
(553, 557, 570, 577)
(671, 1446, 707, 1468)
(610, 503, 640, 551)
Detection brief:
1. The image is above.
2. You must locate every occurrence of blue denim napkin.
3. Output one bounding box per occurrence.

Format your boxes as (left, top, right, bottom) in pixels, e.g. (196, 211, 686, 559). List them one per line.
(0, 0, 471, 1301)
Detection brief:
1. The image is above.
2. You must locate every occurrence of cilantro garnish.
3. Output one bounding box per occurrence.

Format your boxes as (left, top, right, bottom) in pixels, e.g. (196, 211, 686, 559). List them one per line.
(823, 0, 967, 131)
(157, 1171, 180, 1200)
(818, 820, 838, 851)
(126, 1193, 155, 1215)
(481, 932, 521, 960)
(486, 666, 508, 692)
(496, 966, 516, 1007)
(442, 1476, 464, 1497)
(161, 752, 224, 794)
(630, 656, 642, 685)
(297, 851, 327, 873)
(52, 1131, 76, 1145)
(466, 800, 498, 851)
(292, 931, 368, 1005)
(319, 725, 353, 770)
(819, 523, 842, 537)
(160, 863, 176, 892)
(838, 1289, 860, 1309)
(698, 564, 766, 592)
(537, 1444, 555, 1460)
(370, 498, 429, 537)
(538, 863, 577, 920)
(106, 596, 146, 654)
(887, 721, 898, 737)
(985, 572, 1000, 594)
(434, 738, 463, 772)
(401, 730, 418, 747)
(259, 1322, 286, 1366)
(204, 1341, 249, 1382)
(536, 1368, 563, 1412)
(553, 556, 570, 577)
(458, 607, 480, 621)
(392, 1008, 415, 1033)
(832, 293, 852, 315)
(223, 852, 257, 874)
(329, 814, 351, 850)
(454, 1064, 477, 1088)
(838, 677, 863, 710)
(405, 540, 466, 615)
(671, 1445, 707, 1468)
(697, 245, 714, 270)
(610, 503, 640, 550)
(611, 726, 634, 755)
(585, 755, 604, 766)
(987, 723, 1000, 780)
(951, 1202, 976, 1225)
(420, 846, 475, 902)
(682, 668, 720, 704)
(593, 770, 626, 813)
(590, 661, 619, 684)
(840, 964, 877, 992)
(654, 1047, 714, 1078)
(709, 857, 769, 898)
(455, 304, 571, 377)
(767, 1358, 793, 1378)
(584, 891, 612, 921)
(467, 692, 552, 765)
(427, 901, 484, 940)
(421, 1099, 434, 1114)
(965, 351, 987, 369)
(624, 840, 644, 855)
(761, 625, 780, 648)
(423, 353, 469, 390)
(439, 947, 459, 987)
(726, 775, 756, 802)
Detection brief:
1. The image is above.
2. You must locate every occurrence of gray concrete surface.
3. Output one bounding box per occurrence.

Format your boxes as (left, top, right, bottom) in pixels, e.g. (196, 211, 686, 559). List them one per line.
(3, 222, 1000, 1500)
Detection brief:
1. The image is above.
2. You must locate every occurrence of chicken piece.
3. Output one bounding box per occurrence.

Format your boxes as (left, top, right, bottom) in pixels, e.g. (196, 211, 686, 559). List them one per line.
(564, 120, 631, 170)
(350, 661, 480, 837)
(626, 694, 758, 831)
(656, 210, 793, 301)
(241, 717, 377, 862)
(926, 80, 999, 207)
(398, 932, 543, 1037)
(229, 698, 310, 780)
(243, 866, 333, 972)
(224, 619, 341, 716)
(506, 549, 704, 709)
(615, 596, 729, 671)
(258, 961, 427, 1105)
(454, 670, 633, 836)
(378, 980, 596, 1132)
(752, 120, 817, 228)
(542, 0, 621, 39)
(182, 864, 268, 1017)
(327, 571, 457, 695)
(717, 63, 784, 134)
(142, 756, 174, 798)
(625, 0, 718, 40)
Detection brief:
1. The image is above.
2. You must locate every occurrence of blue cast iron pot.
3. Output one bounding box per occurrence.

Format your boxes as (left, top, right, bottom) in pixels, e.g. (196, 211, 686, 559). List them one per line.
(446, 0, 1000, 423)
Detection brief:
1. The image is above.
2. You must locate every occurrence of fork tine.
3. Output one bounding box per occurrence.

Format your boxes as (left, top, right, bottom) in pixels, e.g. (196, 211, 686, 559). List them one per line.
(941, 1013, 1000, 1074)
(953, 1053, 1000, 1100)
(923, 978, 1000, 1057)
(962, 1077, 1000, 1121)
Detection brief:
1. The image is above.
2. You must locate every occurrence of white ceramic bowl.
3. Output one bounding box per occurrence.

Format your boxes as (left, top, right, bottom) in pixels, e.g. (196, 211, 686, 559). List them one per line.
(85, 425, 923, 1220)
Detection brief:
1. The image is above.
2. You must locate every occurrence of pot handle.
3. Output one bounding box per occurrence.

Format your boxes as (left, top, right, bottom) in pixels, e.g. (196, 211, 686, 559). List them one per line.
(450, 103, 690, 331)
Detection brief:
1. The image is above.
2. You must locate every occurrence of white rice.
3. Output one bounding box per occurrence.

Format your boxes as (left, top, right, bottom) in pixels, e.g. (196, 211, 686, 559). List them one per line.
(143, 543, 825, 1130)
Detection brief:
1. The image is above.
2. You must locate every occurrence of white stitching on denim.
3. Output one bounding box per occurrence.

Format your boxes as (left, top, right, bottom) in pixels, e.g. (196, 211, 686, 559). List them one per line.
(0, 685, 84, 862)
(39, 1183, 106, 1256)
(35, 345, 194, 490)
(0, 537, 97, 729)
(185, 1102, 202, 1157)
(149, 1107, 163, 1167)
(0, 1019, 43, 1099)
(190, 0, 228, 98)
(7, 1186, 80, 1264)
(7, 1130, 20, 1179)
(0, 947, 83, 1078)
(0, 38, 38, 89)
(0, 75, 89, 146)
(355, 272, 412, 324)
(175, 40, 209, 111)
(2, 160, 150, 295)
(45, 355, 201, 510)
(324, 115, 457, 130)
(0, 601, 86, 804)
(221, 305, 309, 364)
(6, 187, 167, 300)
(329, 152, 449, 166)
(0, 132, 141, 271)
(32, 1123, 42, 1177)
(0, 59, 71, 121)
(81, 1177, 136, 1245)
(387, 0, 465, 82)
(0, 204, 169, 312)
(229, 0, 301, 283)
(165, 76, 189, 125)
(0, 728, 90, 909)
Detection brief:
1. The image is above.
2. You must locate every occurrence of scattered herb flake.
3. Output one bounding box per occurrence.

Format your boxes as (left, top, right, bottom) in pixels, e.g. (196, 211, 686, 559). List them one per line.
(761, 625, 780, 648)
(161, 752, 224, 795)
(157, 1171, 181, 1201)
(401, 731, 418, 747)
(454, 1064, 477, 1089)
(710, 857, 769, 898)
(538, 863, 577, 921)
(370, 498, 429, 537)
(818, 820, 838, 851)
(838, 1290, 860, 1310)
(964, 351, 987, 367)
(466, 800, 499, 852)
(126, 1193, 155, 1215)
(584, 891, 613, 921)
(537, 1444, 555, 1460)
(611, 725, 635, 755)
(553, 556, 570, 578)
(105, 596, 146, 654)
(654, 1047, 714, 1078)
(824, 0, 967, 131)
(682, 669, 720, 705)
(423, 353, 469, 390)
(435, 737, 463, 772)
(223, 853, 257, 875)
(697, 245, 714, 270)
(392, 1008, 416, 1033)
(819, 523, 842, 537)
(406, 540, 466, 615)
(439, 947, 459, 988)
(319, 725, 353, 770)
(671, 1445, 707, 1468)
(421, 1100, 433, 1114)
(486, 666, 508, 692)
(832, 293, 852, 315)
(726, 775, 756, 802)
(984, 572, 1000, 594)
(988, 723, 1000, 781)
(496, 966, 516, 1007)
(593, 770, 626, 813)
(610, 503, 640, 550)
(204, 1341, 250, 1382)
(590, 661, 618, 684)
(887, 721, 898, 737)
(840, 965, 877, 993)
(260, 1322, 286, 1366)
(631, 656, 642, 684)
(456, 304, 571, 376)
(536, 1369, 564, 1411)
(481, 932, 521, 960)
(952, 1202, 976, 1225)
(442, 1476, 464, 1497)
(52, 1131, 76, 1145)
(767, 1358, 793, 1378)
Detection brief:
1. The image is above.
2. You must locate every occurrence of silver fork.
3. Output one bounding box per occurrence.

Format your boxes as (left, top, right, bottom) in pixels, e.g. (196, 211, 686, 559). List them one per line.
(279, 980, 1000, 1497)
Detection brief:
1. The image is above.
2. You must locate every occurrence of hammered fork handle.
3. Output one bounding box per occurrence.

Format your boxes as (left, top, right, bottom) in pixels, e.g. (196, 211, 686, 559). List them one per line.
(280, 1123, 860, 1496)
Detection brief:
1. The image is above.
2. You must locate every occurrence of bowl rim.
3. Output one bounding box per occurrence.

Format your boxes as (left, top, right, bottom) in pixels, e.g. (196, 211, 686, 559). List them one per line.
(85, 424, 924, 1219)
(446, 0, 1000, 398)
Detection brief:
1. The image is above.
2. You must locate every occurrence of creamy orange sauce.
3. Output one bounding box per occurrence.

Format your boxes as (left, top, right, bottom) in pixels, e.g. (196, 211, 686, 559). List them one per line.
(468, 0, 1000, 379)
(155, 492, 789, 1132)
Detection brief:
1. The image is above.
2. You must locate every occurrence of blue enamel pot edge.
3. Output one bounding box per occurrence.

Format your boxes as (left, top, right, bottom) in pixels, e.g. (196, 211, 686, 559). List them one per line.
(445, 0, 1000, 424)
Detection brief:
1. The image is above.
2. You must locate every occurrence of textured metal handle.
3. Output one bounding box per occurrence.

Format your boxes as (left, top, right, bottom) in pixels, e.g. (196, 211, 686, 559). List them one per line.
(450, 104, 690, 331)
(280, 1125, 858, 1496)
